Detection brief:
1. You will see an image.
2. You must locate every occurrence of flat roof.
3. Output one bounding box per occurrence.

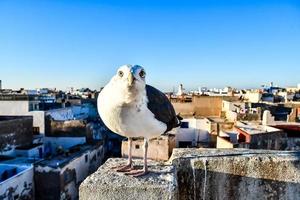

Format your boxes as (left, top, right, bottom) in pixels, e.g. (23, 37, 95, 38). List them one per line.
(36, 143, 101, 169)
(236, 122, 281, 135)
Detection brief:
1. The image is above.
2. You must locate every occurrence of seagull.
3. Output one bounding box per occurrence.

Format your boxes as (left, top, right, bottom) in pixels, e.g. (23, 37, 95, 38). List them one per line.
(97, 64, 180, 176)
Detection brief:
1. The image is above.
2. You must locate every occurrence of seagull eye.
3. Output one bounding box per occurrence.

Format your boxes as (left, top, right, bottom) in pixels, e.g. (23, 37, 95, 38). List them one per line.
(139, 70, 146, 78)
(118, 71, 124, 77)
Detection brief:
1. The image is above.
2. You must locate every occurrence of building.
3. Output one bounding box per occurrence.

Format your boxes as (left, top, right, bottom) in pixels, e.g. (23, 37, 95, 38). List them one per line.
(0, 159, 34, 200)
(0, 95, 45, 134)
(174, 118, 212, 147)
(121, 134, 175, 161)
(35, 143, 104, 200)
(235, 122, 289, 150)
(222, 100, 246, 121)
(0, 116, 33, 155)
(171, 95, 239, 118)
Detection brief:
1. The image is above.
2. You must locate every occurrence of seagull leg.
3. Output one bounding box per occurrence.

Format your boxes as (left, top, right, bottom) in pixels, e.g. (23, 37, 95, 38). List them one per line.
(113, 137, 133, 172)
(125, 138, 149, 177)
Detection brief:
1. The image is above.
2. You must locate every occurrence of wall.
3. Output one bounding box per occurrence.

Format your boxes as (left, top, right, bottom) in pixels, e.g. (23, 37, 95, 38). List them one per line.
(0, 164, 34, 200)
(45, 118, 87, 137)
(249, 131, 288, 150)
(80, 149, 300, 200)
(175, 118, 211, 147)
(172, 96, 225, 117)
(121, 135, 175, 161)
(245, 92, 262, 103)
(34, 171, 61, 200)
(0, 101, 29, 115)
(35, 144, 105, 200)
(30, 111, 45, 134)
(0, 117, 33, 150)
(0, 101, 45, 134)
(171, 149, 300, 200)
(44, 137, 86, 154)
(216, 136, 234, 149)
(15, 144, 44, 159)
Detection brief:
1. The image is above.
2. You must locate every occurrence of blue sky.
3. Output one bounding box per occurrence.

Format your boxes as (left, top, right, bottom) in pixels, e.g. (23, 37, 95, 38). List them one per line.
(0, 0, 299, 91)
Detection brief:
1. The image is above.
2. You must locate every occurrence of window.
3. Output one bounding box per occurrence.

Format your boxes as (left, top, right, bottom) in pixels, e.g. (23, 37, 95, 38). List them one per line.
(29, 104, 33, 111)
(135, 145, 140, 149)
(180, 122, 189, 128)
(33, 127, 40, 135)
(85, 155, 88, 163)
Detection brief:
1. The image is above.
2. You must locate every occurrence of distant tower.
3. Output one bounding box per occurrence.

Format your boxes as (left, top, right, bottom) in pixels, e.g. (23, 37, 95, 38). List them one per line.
(298, 83, 300, 89)
(0, 80, 2, 90)
(177, 84, 184, 96)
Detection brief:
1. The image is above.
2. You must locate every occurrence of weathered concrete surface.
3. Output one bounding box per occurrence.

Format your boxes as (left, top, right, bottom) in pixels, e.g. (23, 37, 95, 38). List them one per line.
(0, 116, 33, 149)
(171, 148, 300, 200)
(79, 158, 178, 200)
(80, 149, 300, 200)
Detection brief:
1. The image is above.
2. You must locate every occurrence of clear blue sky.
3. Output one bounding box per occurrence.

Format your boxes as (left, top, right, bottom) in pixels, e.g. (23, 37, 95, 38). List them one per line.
(0, 0, 299, 91)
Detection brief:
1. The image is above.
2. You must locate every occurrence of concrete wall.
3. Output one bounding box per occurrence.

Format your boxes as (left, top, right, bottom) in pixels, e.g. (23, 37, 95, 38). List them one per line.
(121, 135, 175, 161)
(59, 145, 104, 200)
(172, 96, 224, 117)
(0, 164, 34, 200)
(171, 149, 300, 200)
(175, 118, 211, 147)
(44, 137, 86, 154)
(15, 144, 44, 158)
(45, 117, 87, 137)
(216, 136, 234, 148)
(0, 101, 29, 115)
(249, 131, 300, 151)
(80, 149, 300, 200)
(0, 117, 33, 150)
(0, 101, 45, 134)
(35, 145, 105, 200)
(31, 111, 45, 134)
(245, 92, 262, 103)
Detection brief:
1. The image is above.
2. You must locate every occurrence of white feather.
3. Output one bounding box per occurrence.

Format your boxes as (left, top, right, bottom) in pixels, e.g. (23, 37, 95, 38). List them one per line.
(97, 65, 167, 139)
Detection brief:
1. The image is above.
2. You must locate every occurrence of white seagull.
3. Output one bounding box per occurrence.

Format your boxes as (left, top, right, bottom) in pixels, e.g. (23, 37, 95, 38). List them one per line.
(97, 64, 180, 176)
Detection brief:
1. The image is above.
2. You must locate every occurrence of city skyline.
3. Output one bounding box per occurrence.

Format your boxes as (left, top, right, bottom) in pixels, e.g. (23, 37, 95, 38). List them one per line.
(1, 0, 300, 91)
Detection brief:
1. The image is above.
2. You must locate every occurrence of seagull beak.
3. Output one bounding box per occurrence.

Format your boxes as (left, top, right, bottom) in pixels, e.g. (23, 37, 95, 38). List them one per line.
(128, 72, 135, 86)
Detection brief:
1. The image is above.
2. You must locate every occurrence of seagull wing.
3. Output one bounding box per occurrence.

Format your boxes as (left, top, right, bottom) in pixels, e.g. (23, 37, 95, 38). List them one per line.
(146, 85, 180, 133)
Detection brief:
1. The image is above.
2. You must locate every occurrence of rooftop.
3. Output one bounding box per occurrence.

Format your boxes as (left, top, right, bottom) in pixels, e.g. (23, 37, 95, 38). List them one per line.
(36, 143, 101, 169)
(236, 121, 281, 135)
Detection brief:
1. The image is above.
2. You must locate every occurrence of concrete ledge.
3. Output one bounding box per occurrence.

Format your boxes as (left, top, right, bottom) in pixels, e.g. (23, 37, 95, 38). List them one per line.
(79, 158, 178, 200)
(80, 149, 300, 200)
(171, 148, 300, 200)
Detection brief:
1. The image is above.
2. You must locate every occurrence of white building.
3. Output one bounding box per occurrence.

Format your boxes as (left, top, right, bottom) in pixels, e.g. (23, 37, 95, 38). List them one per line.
(222, 100, 246, 121)
(35, 144, 105, 200)
(244, 91, 262, 103)
(0, 163, 34, 200)
(0, 99, 45, 134)
(174, 118, 212, 147)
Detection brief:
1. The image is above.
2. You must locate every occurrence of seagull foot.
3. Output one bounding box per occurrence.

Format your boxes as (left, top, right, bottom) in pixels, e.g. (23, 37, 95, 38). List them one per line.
(112, 164, 134, 172)
(125, 169, 148, 177)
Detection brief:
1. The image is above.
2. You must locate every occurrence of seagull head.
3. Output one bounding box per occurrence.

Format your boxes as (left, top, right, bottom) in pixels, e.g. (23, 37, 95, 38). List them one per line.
(112, 64, 146, 91)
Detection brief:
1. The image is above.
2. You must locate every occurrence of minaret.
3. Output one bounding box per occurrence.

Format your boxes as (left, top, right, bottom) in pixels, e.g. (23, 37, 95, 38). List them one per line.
(177, 84, 184, 96)
(0, 80, 2, 90)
